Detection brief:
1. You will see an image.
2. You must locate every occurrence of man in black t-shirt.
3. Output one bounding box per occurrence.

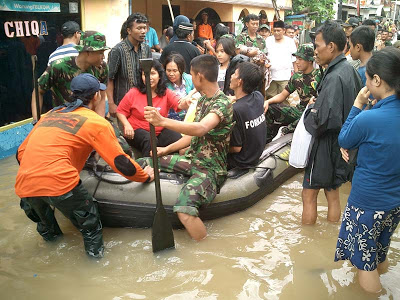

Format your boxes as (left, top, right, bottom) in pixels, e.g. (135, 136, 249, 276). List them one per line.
(228, 62, 266, 169)
(160, 22, 201, 73)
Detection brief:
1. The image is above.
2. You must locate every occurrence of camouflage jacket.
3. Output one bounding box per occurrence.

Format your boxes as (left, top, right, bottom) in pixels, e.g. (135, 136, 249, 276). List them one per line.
(235, 32, 266, 53)
(38, 56, 108, 107)
(185, 91, 234, 179)
(285, 68, 322, 110)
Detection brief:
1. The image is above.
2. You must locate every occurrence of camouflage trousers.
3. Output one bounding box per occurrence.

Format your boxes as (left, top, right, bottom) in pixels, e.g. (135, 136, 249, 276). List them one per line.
(265, 103, 303, 141)
(137, 154, 219, 217)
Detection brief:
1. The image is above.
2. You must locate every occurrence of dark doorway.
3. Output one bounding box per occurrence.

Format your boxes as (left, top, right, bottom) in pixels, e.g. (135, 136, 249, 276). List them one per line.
(0, 1, 82, 126)
(162, 5, 180, 30)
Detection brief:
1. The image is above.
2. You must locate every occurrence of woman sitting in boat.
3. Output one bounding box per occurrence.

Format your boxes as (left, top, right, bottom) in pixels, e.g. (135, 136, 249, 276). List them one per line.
(163, 53, 196, 121)
(335, 47, 400, 293)
(116, 59, 189, 157)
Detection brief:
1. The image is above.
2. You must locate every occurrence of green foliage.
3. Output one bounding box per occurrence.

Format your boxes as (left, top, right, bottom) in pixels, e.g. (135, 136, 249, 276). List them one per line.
(291, 0, 336, 23)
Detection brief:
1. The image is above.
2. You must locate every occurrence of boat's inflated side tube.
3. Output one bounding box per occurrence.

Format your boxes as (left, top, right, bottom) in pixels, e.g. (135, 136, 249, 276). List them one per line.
(254, 168, 273, 188)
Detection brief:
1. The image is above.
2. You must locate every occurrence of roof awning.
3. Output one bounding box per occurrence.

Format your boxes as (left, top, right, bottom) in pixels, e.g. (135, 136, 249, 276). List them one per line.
(183, 0, 291, 10)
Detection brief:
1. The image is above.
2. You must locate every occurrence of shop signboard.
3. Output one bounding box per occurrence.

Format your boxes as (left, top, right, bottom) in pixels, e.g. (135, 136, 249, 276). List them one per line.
(4, 20, 48, 37)
(0, 0, 60, 13)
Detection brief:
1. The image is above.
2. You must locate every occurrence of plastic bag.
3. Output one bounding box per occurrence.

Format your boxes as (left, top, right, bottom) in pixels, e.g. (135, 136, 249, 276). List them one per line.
(289, 109, 314, 168)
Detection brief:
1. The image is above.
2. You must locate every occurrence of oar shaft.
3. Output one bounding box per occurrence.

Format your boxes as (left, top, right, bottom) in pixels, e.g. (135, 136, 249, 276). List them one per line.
(144, 73, 162, 206)
(167, 0, 174, 22)
(31, 55, 41, 121)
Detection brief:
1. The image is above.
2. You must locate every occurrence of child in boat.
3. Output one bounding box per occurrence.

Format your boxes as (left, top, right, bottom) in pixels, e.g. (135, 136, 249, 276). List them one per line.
(215, 37, 236, 90)
(141, 54, 234, 241)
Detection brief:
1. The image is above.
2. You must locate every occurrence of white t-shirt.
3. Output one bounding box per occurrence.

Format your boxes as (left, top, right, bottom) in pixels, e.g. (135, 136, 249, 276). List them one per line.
(217, 67, 227, 89)
(265, 36, 297, 81)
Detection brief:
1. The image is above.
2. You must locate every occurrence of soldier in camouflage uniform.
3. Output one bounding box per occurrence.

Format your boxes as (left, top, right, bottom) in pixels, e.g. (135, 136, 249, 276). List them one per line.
(139, 55, 233, 241)
(32, 31, 109, 121)
(235, 14, 267, 64)
(264, 44, 322, 142)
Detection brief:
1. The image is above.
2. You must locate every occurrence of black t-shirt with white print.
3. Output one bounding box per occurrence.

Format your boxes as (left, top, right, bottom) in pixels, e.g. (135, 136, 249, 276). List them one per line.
(228, 91, 267, 169)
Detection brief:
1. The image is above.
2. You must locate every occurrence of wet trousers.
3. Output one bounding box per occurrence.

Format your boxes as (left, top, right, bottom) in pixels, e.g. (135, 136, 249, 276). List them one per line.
(265, 103, 303, 142)
(20, 182, 104, 258)
(137, 154, 219, 217)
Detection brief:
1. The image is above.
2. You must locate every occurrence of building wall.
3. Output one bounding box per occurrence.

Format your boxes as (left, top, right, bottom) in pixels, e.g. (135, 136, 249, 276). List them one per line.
(182, 2, 234, 22)
(128, 0, 291, 34)
(80, 0, 292, 44)
(232, 5, 276, 21)
(81, 0, 129, 48)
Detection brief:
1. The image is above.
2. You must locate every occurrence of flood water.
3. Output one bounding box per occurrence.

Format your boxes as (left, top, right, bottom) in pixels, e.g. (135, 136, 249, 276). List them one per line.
(1, 155, 399, 300)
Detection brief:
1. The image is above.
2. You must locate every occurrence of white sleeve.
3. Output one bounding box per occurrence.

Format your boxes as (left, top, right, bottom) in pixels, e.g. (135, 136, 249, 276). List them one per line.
(289, 38, 297, 62)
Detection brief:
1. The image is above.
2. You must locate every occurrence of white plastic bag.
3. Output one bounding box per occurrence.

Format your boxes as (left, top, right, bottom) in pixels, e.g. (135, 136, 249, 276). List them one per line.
(289, 109, 314, 168)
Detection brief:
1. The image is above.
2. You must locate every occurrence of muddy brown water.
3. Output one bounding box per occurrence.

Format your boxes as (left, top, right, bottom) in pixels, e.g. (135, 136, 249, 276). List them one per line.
(1, 155, 399, 299)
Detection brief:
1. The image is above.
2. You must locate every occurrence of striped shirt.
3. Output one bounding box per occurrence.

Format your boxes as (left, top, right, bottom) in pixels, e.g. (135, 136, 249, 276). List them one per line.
(47, 43, 78, 66)
(107, 38, 151, 105)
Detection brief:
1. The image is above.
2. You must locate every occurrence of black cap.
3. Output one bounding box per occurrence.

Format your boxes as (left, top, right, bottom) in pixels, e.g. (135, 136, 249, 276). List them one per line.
(71, 73, 106, 98)
(178, 22, 194, 34)
(342, 17, 359, 28)
(61, 21, 81, 36)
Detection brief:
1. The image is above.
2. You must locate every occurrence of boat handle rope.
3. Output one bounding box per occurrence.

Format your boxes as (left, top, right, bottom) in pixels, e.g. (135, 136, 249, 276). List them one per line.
(89, 140, 289, 191)
(92, 166, 105, 198)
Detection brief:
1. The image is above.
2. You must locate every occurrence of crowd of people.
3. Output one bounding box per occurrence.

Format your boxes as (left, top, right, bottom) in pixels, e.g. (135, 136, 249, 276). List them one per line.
(14, 10, 400, 294)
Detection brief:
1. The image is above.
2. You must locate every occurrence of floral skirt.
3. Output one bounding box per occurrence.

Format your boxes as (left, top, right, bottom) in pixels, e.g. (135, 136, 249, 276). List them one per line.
(334, 202, 400, 271)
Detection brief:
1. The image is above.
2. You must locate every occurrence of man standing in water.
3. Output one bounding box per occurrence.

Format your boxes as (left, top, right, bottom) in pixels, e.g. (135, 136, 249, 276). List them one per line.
(16, 73, 154, 258)
(142, 55, 233, 241)
(107, 13, 152, 115)
(302, 21, 362, 225)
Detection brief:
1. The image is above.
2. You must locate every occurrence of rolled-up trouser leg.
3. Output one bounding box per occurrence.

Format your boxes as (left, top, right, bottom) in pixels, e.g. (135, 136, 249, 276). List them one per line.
(20, 197, 63, 241)
(50, 182, 104, 258)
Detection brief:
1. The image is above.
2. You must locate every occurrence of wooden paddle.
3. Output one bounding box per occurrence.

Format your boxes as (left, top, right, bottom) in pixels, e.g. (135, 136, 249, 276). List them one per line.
(139, 58, 175, 253)
(31, 55, 41, 122)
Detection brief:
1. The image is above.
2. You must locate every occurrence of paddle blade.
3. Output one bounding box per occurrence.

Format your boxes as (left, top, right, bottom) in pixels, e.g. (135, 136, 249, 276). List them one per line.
(151, 204, 175, 253)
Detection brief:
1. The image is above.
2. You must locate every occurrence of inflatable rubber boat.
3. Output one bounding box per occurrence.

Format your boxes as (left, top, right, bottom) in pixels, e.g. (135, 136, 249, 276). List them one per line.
(80, 134, 299, 229)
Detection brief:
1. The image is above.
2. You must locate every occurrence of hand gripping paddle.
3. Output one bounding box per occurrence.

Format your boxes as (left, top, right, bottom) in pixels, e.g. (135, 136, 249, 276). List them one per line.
(140, 58, 175, 253)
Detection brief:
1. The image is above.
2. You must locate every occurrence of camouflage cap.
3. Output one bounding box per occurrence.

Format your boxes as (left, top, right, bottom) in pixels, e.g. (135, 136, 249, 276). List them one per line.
(75, 31, 110, 52)
(292, 44, 315, 61)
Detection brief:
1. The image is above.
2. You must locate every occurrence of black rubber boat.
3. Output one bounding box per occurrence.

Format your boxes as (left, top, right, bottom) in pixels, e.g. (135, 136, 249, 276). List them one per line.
(80, 134, 299, 228)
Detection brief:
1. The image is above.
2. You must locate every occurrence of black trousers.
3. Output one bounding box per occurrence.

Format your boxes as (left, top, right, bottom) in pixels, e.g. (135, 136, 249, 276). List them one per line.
(129, 128, 182, 157)
(20, 182, 104, 258)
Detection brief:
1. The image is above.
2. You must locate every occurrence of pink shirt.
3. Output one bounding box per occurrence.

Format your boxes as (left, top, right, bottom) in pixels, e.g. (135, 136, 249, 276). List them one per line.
(117, 88, 180, 135)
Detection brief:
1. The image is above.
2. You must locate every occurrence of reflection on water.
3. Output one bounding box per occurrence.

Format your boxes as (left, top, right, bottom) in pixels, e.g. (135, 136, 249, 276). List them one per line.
(0, 155, 399, 299)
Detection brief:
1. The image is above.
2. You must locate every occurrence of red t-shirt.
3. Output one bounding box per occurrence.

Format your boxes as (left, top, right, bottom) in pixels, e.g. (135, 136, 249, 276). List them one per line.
(117, 88, 180, 135)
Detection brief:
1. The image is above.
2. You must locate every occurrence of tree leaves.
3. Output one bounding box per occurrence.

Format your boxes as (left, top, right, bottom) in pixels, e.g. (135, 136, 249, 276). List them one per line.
(291, 0, 336, 23)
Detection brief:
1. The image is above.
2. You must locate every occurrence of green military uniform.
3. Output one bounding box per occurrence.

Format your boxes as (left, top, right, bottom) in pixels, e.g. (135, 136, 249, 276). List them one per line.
(384, 40, 393, 47)
(38, 31, 109, 107)
(138, 91, 233, 216)
(235, 32, 266, 53)
(266, 45, 322, 140)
